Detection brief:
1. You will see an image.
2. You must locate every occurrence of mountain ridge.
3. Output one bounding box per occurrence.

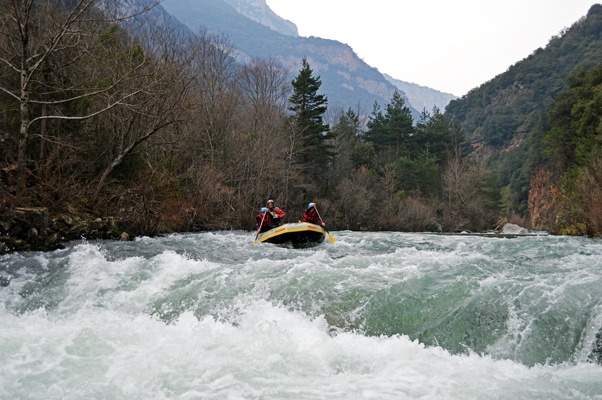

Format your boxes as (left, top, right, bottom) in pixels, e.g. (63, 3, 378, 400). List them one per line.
(446, 4, 602, 148)
(222, 0, 298, 37)
(159, 0, 420, 118)
(383, 74, 458, 114)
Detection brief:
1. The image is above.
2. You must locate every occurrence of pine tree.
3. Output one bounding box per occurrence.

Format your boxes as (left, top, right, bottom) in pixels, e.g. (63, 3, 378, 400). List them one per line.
(364, 91, 414, 154)
(289, 58, 335, 177)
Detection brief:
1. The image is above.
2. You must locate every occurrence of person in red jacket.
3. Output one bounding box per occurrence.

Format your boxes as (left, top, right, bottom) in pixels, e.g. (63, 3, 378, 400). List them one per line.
(303, 203, 325, 226)
(256, 208, 272, 233)
(267, 199, 285, 228)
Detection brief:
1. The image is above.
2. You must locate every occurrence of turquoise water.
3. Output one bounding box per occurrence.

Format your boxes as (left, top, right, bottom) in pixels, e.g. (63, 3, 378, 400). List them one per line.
(1, 231, 602, 399)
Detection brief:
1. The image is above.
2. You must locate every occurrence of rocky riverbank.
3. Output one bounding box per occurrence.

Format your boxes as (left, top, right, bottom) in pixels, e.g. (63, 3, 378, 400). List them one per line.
(0, 207, 132, 254)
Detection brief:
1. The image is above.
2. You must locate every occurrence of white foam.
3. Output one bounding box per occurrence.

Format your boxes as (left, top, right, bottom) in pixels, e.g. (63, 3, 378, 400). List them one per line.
(2, 299, 601, 399)
(2, 233, 602, 399)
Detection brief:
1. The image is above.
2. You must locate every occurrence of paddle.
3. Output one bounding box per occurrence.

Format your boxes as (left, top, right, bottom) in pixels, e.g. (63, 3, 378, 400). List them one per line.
(253, 210, 267, 244)
(315, 208, 336, 243)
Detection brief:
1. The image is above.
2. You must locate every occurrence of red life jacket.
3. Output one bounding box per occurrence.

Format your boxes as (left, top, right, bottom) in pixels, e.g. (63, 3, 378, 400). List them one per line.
(256, 212, 272, 232)
(269, 207, 285, 219)
(303, 208, 321, 224)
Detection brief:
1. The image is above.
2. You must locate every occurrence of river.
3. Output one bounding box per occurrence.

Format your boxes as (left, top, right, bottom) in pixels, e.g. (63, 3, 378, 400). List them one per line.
(1, 231, 602, 399)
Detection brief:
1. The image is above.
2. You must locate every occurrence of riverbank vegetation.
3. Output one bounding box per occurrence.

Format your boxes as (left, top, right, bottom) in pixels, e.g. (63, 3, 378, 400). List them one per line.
(5, 1, 601, 251)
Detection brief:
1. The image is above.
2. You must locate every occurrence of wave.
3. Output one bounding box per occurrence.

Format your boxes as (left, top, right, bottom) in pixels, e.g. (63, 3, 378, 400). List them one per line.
(1, 233, 602, 398)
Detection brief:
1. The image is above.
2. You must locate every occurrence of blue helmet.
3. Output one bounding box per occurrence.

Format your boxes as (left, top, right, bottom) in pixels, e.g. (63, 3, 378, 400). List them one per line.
(260, 207, 267, 213)
(308, 203, 315, 209)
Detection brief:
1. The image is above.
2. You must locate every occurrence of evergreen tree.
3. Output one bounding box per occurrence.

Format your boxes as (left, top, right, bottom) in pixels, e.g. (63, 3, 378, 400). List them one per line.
(334, 108, 361, 140)
(364, 91, 414, 153)
(414, 107, 453, 161)
(289, 58, 335, 176)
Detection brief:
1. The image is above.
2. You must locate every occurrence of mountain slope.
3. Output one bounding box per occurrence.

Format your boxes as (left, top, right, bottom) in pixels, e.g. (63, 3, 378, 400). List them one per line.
(222, 0, 298, 37)
(444, 4, 602, 216)
(446, 4, 602, 148)
(384, 74, 458, 114)
(160, 0, 419, 118)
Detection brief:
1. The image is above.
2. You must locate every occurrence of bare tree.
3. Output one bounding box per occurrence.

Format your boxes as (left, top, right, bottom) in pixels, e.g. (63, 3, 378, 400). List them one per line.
(90, 19, 195, 202)
(336, 166, 375, 230)
(185, 29, 238, 168)
(0, 0, 157, 195)
(441, 152, 488, 231)
(234, 57, 293, 215)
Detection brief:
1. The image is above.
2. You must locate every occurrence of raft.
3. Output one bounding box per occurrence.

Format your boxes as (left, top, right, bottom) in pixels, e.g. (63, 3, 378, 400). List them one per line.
(255, 222, 326, 245)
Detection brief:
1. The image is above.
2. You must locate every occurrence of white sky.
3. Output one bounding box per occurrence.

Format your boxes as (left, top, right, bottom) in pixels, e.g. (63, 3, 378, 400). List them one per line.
(266, 0, 598, 96)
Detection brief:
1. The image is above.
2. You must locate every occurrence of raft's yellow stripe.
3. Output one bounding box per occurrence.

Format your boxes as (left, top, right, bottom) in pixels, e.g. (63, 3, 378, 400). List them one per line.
(259, 226, 325, 243)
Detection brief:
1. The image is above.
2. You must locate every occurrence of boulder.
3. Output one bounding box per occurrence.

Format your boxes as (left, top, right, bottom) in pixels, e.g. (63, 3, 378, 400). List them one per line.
(27, 227, 39, 240)
(0, 220, 11, 234)
(501, 223, 529, 234)
(90, 218, 105, 231)
(15, 207, 48, 230)
(1, 206, 128, 253)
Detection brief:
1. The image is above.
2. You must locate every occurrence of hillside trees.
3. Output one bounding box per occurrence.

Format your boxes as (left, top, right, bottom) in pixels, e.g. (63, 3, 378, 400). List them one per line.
(440, 151, 501, 232)
(444, 4, 602, 220)
(227, 56, 297, 221)
(542, 64, 602, 235)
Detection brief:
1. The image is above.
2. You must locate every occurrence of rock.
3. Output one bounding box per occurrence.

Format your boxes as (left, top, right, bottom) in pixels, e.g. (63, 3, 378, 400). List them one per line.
(501, 223, 529, 234)
(66, 224, 85, 240)
(65, 204, 79, 215)
(222, 0, 299, 37)
(1, 207, 129, 254)
(27, 227, 39, 240)
(44, 233, 64, 250)
(90, 218, 105, 231)
(61, 215, 74, 227)
(0, 220, 11, 234)
(9, 223, 23, 237)
(592, 330, 602, 364)
(15, 207, 48, 230)
(45, 233, 60, 246)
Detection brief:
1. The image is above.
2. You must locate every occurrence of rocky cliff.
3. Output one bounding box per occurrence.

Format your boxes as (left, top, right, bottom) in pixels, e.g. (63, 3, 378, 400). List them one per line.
(222, 0, 298, 37)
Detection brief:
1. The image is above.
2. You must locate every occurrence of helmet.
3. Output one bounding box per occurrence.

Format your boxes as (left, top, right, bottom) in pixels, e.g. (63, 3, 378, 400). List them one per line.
(308, 203, 315, 209)
(267, 199, 274, 205)
(260, 207, 267, 213)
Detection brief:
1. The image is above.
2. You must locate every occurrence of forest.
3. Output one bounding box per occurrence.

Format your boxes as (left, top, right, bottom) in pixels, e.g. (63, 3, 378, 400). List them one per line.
(3, 0, 600, 248)
(445, 4, 602, 220)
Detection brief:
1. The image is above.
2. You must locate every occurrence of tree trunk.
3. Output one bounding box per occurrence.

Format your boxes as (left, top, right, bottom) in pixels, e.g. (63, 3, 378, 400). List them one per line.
(18, 64, 30, 196)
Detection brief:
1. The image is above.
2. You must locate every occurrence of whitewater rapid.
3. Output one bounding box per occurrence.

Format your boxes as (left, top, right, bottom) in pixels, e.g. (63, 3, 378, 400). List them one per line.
(1, 231, 602, 399)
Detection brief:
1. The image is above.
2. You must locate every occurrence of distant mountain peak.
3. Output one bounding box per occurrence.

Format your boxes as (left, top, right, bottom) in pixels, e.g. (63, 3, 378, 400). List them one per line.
(160, 0, 419, 117)
(383, 74, 458, 113)
(222, 0, 298, 37)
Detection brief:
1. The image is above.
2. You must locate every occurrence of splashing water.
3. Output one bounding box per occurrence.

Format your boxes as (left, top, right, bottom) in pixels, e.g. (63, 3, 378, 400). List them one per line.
(1, 232, 602, 399)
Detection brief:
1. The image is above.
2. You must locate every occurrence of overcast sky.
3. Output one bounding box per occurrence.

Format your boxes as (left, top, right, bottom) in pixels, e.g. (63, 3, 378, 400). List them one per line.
(266, 0, 597, 96)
